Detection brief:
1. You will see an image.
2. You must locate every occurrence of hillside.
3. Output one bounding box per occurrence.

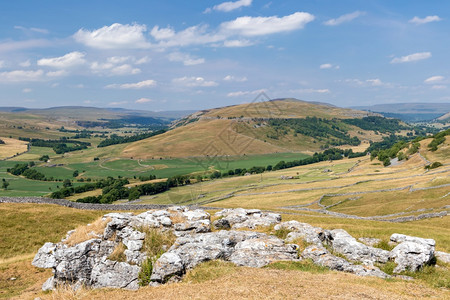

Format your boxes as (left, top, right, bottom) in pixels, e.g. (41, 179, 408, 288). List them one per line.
(122, 99, 412, 158)
(352, 102, 450, 122)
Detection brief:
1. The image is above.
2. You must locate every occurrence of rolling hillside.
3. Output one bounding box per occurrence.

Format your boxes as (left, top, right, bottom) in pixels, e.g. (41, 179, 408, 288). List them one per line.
(122, 99, 411, 158)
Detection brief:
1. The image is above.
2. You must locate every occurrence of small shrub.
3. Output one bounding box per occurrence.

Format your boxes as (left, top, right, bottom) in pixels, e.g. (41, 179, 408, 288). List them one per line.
(378, 261, 397, 275)
(274, 227, 291, 240)
(374, 240, 395, 251)
(425, 162, 443, 170)
(138, 258, 153, 286)
(138, 227, 176, 258)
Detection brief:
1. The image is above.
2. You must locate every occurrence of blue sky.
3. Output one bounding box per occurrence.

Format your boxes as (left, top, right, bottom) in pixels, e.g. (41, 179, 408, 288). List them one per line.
(0, 0, 448, 111)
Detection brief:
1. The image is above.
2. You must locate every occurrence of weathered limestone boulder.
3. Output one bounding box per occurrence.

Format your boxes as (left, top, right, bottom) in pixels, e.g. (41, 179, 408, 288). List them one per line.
(329, 229, 390, 263)
(390, 241, 435, 273)
(151, 230, 298, 283)
(32, 242, 57, 269)
(358, 237, 381, 247)
(90, 259, 140, 290)
(274, 220, 331, 245)
(435, 251, 450, 264)
(214, 208, 281, 229)
(390, 233, 435, 247)
(302, 245, 389, 279)
(389, 233, 436, 273)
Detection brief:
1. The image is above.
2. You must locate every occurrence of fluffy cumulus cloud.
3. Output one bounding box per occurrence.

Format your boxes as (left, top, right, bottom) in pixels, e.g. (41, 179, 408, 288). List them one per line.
(135, 97, 153, 104)
(0, 69, 44, 82)
(168, 52, 205, 66)
(324, 11, 365, 26)
(105, 79, 156, 89)
(74, 23, 151, 49)
(172, 76, 218, 87)
(409, 15, 442, 25)
(90, 56, 145, 76)
(390, 52, 431, 63)
(108, 101, 128, 106)
(205, 0, 252, 13)
(151, 25, 224, 47)
(220, 12, 315, 36)
(37, 51, 86, 68)
(424, 75, 444, 83)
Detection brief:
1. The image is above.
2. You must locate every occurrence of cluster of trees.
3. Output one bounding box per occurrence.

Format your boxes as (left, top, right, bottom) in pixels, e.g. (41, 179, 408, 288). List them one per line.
(267, 117, 361, 147)
(138, 174, 157, 181)
(2, 178, 10, 190)
(342, 116, 408, 134)
(428, 129, 450, 151)
(0, 139, 5, 144)
(97, 130, 166, 148)
(7, 163, 47, 180)
(18, 137, 90, 154)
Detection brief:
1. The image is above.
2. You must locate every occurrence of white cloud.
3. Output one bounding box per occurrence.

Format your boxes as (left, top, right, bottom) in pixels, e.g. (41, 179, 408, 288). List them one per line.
(291, 88, 330, 94)
(172, 76, 218, 87)
(37, 51, 86, 68)
(135, 98, 153, 104)
(223, 75, 248, 82)
(0, 60, 4, 68)
(424, 75, 444, 83)
(431, 85, 447, 90)
(206, 0, 252, 13)
(324, 11, 366, 26)
(151, 24, 224, 47)
(110, 64, 141, 75)
(46, 70, 67, 77)
(74, 23, 151, 49)
(409, 15, 442, 25)
(366, 79, 383, 86)
(135, 56, 150, 65)
(223, 39, 254, 47)
(390, 52, 431, 64)
(168, 52, 205, 66)
(320, 63, 332, 69)
(105, 79, 156, 89)
(14, 25, 49, 34)
(220, 12, 315, 36)
(227, 89, 265, 97)
(108, 101, 128, 106)
(19, 60, 31, 67)
(0, 69, 44, 82)
(22, 88, 32, 93)
(0, 39, 51, 53)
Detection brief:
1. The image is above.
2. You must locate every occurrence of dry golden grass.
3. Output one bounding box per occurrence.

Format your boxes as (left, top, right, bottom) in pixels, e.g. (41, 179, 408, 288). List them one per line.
(33, 266, 449, 300)
(64, 217, 110, 247)
(108, 243, 127, 262)
(0, 137, 28, 159)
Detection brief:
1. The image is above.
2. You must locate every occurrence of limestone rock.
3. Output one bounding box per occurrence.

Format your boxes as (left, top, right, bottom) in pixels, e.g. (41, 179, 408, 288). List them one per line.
(274, 220, 330, 245)
(329, 229, 389, 263)
(90, 259, 140, 290)
(390, 233, 436, 247)
(302, 245, 389, 279)
(436, 251, 450, 263)
(41, 276, 55, 291)
(358, 237, 381, 247)
(214, 208, 281, 229)
(32, 242, 57, 269)
(151, 230, 298, 283)
(390, 241, 435, 273)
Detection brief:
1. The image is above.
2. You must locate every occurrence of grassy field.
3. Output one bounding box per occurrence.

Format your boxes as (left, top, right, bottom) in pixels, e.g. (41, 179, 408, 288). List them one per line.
(0, 138, 28, 160)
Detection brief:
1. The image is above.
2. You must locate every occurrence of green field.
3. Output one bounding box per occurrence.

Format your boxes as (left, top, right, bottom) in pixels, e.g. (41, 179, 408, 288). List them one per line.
(0, 152, 309, 197)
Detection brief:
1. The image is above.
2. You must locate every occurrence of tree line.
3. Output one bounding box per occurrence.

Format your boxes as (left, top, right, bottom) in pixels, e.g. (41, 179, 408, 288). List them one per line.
(97, 129, 166, 148)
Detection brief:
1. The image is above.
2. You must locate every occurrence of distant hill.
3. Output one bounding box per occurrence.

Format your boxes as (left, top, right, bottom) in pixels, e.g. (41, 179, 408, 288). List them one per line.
(121, 99, 412, 159)
(351, 103, 450, 122)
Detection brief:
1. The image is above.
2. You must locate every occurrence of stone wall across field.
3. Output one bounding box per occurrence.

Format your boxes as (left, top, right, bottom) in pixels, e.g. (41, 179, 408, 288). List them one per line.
(0, 197, 220, 211)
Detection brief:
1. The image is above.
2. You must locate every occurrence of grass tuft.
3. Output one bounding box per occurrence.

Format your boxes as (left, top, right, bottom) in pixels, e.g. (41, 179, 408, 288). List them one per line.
(138, 227, 176, 259)
(265, 260, 329, 274)
(183, 260, 237, 283)
(374, 240, 395, 251)
(107, 242, 127, 262)
(64, 217, 110, 247)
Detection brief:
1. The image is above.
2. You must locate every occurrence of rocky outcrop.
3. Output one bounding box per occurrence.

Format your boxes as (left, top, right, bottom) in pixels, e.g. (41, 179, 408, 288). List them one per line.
(213, 208, 281, 229)
(151, 230, 299, 283)
(33, 207, 443, 292)
(302, 245, 389, 279)
(435, 251, 450, 263)
(389, 234, 436, 273)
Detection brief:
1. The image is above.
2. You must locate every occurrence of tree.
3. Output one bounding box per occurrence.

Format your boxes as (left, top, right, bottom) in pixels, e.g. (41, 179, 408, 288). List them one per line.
(63, 179, 72, 188)
(39, 155, 50, 161)
(2, 180, 9, 190)
(73, 170, 79, 177)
